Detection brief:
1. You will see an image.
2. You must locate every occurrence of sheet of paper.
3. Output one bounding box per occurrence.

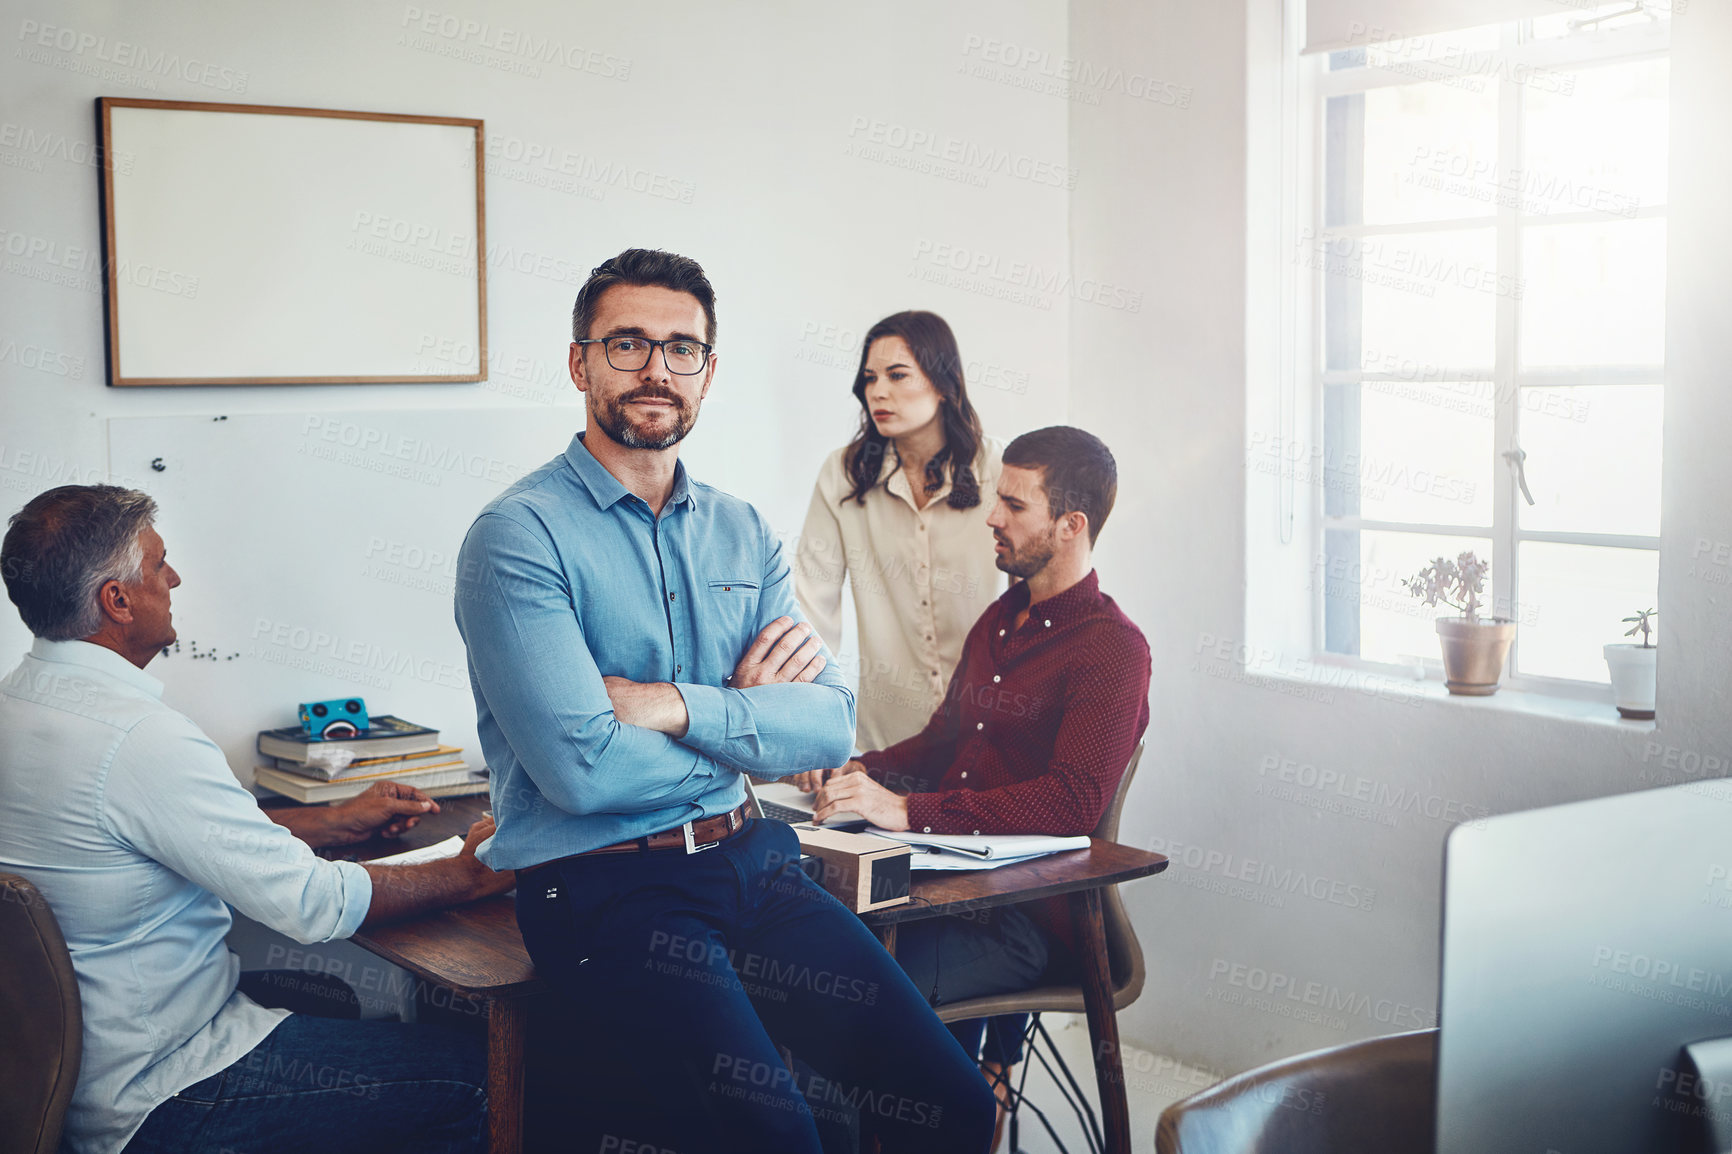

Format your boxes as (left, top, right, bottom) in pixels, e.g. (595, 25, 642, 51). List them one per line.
(368, 834, 464, 867)
(861, 828, 1092, 859)
(905, 845, 1058, 871)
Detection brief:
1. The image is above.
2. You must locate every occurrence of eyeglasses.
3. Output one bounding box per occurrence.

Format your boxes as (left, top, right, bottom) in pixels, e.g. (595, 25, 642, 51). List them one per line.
(576, 335, 713, 376)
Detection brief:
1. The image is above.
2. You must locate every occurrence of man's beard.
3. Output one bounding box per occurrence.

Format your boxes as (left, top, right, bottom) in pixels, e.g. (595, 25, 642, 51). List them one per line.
(590, 386, 697, 450)
(994, 523, 1058, 579)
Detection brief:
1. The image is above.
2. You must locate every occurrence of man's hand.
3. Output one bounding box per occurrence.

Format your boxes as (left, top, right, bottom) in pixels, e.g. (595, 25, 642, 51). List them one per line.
(603, 676, 690, 737)
(272, 781, 438, 849)
(813, 771, 910, 831)
(787, 759, 866, 794)
(359, 814, 515, 926)
(454, 815, 517, 900)
(730, 617, 826, 689)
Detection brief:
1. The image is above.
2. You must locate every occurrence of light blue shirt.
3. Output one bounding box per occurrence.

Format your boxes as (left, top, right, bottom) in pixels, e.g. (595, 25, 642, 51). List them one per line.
(455, 432, 856, 869)
(0, 639, 372, 1154)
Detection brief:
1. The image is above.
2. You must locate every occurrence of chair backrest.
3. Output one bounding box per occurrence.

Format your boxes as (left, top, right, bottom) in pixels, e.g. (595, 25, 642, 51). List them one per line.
(0, 873, 83, 1154)
(1093, 740, 1145, 842)
(1156, 1028, 1438, 1154)
(1097, 742, 1145, 1002)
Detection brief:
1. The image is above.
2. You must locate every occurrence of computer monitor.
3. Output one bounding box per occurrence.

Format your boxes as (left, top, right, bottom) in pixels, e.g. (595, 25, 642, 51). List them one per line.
(1436, 778, 1732, 1153)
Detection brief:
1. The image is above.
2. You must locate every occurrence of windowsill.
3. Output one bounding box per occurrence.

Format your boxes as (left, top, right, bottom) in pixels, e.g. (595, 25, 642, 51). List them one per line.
(1246, 656, 1655, 731)
(1396, 676, 1654, 730)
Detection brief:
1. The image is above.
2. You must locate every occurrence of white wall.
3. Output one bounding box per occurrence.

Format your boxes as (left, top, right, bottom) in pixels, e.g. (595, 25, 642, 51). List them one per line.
(8, 0, 1728, 1086)
(0, 0, 1070, 767)
(1071, 0, 1732, 1076)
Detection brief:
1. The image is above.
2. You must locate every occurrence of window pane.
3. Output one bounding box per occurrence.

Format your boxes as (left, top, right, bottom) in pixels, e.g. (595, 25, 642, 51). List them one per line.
(1337, 228, 1497, 368)
(1516, 543, 1658, 681)
(1357, 384, 1494, 525)
(1523, 58, 1668, 215)
(1519, 385, 1662, 536)
(1520, 219, 1666, 368)
(1361, 81, 1499, 226)
(1326, 530, 1492, 666)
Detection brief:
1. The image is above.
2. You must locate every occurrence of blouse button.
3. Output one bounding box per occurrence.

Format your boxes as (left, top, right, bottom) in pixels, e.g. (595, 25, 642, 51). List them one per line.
(960, 772, 968, 780)
(998, 629, 1006, 637)
(972, 830, 980, 836)
(975, 722, 984, 731)
(923, 826, 932, 834)
(992, 675, 1001, 683)
(1044, 619, 1052, 627)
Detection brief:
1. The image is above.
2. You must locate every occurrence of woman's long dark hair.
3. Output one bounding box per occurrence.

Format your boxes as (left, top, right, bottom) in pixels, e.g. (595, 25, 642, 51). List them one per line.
(841, 311, 984, 509)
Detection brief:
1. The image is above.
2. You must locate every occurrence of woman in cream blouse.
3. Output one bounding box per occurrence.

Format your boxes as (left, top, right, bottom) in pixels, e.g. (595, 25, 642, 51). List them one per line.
(795, 310, 1005, 753)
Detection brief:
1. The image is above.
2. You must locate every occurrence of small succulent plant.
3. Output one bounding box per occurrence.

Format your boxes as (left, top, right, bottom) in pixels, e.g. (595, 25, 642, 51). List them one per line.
(1403, 551, 1491, 621)
(1622, 607, 1656, 649)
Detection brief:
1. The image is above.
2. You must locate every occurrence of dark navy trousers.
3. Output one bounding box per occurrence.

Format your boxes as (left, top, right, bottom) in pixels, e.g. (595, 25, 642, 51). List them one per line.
(514, 818, 996, 1153)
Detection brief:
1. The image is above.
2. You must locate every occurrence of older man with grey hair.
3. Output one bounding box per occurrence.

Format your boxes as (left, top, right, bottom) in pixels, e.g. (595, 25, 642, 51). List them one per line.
(0, 484, 514, 1154)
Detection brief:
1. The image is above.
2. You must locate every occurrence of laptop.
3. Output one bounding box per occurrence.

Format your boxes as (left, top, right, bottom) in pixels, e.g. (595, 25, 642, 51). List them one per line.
(746, 778, 868, 829)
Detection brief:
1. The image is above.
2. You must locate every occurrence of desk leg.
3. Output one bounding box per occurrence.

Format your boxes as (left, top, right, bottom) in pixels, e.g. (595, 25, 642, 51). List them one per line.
(1070, 888, 1129, 1154)
(487, 996, 527, 1154)
(874, 922, 898, 956)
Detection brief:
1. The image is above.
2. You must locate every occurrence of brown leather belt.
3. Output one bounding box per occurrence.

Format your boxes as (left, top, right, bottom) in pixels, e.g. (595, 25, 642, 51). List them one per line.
(528, 802, 752, 871)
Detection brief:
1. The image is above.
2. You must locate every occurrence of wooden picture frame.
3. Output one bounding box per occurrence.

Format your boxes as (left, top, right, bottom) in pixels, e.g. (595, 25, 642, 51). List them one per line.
(97, 98, 486, 387)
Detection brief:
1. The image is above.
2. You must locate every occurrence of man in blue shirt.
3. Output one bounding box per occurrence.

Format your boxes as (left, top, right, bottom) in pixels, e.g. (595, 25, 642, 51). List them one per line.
(454, 248, 994, 1153)
(0, 484, 517, 1154)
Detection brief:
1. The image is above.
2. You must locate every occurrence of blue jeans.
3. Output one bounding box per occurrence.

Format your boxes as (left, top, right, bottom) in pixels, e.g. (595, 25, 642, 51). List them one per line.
(122, 1014, 487, 1154)
(514, 817, 996, 1154)
(895, 905, 1051, 1066)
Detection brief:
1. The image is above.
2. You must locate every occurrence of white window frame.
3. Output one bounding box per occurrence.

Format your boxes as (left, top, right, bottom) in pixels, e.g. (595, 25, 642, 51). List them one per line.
(1304, 13, 1669, 699)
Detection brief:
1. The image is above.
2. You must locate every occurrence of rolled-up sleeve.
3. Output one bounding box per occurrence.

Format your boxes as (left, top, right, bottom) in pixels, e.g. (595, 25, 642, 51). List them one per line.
(100, 713, 372, 944)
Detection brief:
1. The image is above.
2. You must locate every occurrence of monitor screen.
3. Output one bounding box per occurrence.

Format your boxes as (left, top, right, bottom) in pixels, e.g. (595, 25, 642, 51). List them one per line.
(1437, 778, 1732, 1152)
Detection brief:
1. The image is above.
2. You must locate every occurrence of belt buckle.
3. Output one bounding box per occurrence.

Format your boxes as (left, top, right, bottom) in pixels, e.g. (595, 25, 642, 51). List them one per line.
(682, 820, 718, 855)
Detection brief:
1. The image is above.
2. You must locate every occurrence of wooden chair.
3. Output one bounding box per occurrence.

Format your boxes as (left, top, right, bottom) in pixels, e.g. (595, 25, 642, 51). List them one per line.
(0, 873, 83, 1154)
(932, 741, 1147, 1152)
(1156, 1028, 1437, 1154)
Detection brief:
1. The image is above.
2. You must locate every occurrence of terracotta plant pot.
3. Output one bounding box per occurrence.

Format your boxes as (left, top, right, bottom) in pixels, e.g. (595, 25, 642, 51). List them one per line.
(1603, 643, 1657, 720)
(1436, 617, 1516, 696)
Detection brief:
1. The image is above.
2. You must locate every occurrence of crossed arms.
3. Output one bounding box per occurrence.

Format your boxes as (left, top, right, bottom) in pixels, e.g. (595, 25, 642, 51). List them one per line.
(455, 510, 854, 817)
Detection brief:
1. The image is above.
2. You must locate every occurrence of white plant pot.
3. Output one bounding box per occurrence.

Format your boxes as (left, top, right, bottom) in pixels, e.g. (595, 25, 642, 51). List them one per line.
(1603, 643, 1657, 720)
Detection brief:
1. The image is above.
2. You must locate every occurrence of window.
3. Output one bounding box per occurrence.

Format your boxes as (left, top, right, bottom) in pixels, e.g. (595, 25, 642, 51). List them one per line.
(1305, 5, 1668, 690)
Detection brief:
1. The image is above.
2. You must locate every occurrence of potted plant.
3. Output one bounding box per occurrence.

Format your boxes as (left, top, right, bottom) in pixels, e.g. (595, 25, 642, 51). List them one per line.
(1403, 551, 1516, 696)
(1604, 607, 1656, 720)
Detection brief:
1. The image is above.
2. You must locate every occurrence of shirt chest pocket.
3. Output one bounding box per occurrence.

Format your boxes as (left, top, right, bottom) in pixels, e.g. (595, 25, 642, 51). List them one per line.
(707, 579, 760, 632)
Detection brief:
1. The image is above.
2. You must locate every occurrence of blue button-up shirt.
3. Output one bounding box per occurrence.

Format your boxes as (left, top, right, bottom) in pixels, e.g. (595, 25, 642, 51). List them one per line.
(0, 639, 372, 1154)
(454, 433, 856, 869)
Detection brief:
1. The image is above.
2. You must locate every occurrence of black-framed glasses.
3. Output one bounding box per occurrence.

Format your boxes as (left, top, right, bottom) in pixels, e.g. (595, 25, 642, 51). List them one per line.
(576, 335, 713, 375)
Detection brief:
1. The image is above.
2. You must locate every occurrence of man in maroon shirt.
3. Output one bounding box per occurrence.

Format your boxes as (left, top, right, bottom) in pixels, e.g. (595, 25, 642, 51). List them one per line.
(806, 425, 1152, 1139)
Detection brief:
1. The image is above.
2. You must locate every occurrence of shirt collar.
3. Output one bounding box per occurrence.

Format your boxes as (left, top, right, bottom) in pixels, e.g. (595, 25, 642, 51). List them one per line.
(1002, 569, 1103, 626)
(562, 431, 697, 513)
(881, 447, 953, 508)
(30, 637, 164, 699)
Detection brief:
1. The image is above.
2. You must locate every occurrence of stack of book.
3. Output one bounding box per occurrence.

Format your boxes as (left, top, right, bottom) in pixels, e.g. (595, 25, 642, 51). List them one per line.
(254, 714, 489, 804)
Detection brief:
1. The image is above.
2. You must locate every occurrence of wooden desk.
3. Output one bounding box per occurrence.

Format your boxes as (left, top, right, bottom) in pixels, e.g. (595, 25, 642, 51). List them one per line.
(862, 842, 1169, 1154)
(342, 798, 1166, 1154)
(339, 796, 543, 1154)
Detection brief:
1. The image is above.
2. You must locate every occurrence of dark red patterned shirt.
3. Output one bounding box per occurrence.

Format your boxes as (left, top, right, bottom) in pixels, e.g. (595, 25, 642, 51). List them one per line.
(860, 570, 1151, 839)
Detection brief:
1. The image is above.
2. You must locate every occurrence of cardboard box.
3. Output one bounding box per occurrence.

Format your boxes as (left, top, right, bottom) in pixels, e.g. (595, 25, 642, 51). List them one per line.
(794, 826, 911, 912)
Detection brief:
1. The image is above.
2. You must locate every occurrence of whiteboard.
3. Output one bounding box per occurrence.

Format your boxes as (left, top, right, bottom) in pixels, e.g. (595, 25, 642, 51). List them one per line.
(107, 409, 576, 778)
(100, 99, 486, 386)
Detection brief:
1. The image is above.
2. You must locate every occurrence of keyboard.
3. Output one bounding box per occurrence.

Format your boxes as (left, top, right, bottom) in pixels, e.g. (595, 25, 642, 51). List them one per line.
(758, 800, 813, 824)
